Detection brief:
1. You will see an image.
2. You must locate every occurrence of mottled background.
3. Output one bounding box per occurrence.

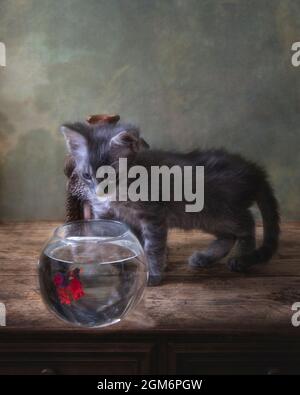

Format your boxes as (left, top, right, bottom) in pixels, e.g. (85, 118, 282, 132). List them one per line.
(0, 0, 299, 220)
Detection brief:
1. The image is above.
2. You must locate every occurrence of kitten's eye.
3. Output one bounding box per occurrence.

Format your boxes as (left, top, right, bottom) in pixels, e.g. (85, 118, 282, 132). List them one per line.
(82, 172, 92, 181)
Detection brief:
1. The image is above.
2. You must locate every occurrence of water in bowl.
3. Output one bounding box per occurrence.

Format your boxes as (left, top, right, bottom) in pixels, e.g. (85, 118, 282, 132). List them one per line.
(39, 236, 148, 327)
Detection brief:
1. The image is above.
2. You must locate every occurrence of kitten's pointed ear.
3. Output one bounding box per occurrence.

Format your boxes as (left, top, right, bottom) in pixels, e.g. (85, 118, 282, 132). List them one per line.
(140, 138, 150, 150)
(60, 125, 88, 165)
(110, 129, 149, 153)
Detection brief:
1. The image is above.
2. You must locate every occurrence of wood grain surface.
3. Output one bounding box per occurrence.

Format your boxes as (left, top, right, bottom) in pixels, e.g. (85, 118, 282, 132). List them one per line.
(0, 222, 299, 334)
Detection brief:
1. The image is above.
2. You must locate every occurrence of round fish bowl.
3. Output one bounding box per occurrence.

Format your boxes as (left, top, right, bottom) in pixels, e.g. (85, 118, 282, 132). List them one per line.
(38, 220, 148, 328)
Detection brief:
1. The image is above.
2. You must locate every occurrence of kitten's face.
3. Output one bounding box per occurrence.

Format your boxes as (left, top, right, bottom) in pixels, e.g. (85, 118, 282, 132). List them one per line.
(61, 122, 149, 194)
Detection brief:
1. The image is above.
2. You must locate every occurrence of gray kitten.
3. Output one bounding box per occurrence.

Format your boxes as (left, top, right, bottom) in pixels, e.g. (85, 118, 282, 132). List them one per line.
(61, 121, 280, 286)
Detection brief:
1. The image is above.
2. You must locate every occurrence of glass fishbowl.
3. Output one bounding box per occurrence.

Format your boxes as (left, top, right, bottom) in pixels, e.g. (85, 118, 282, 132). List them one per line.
(38, 220, 148, 328)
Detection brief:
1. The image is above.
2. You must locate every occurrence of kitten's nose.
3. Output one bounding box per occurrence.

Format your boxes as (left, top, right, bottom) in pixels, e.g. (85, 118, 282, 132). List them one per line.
(90, 181, 98, 193)
(83, 202, 92, 219)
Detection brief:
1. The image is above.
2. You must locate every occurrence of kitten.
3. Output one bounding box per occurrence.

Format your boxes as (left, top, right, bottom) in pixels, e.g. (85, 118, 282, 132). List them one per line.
(61, 121, 280, 286)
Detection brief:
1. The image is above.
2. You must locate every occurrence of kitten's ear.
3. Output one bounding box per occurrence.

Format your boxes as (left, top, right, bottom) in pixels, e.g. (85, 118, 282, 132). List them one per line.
(140, 138, 150, 150)
(110, 129, 149, 153)
(60, 125, 88, 165)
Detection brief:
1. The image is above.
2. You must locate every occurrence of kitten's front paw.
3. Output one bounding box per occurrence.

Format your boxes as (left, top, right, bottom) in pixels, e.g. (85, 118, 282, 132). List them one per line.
(148, 273, 163, 286)
(188, 252, 212, 268)
(227, 257, 248, 273)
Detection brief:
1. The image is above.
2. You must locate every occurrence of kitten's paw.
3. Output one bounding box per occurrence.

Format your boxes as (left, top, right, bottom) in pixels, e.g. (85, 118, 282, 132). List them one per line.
(148, 273, 163, 286)
(188, 252, 212, 268)
(227, 257, 248, 273)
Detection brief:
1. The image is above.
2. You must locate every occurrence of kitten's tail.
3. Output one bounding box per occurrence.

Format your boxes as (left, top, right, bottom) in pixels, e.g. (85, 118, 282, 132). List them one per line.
(255, 180, 280, 262)
(246, 178, 280, 265)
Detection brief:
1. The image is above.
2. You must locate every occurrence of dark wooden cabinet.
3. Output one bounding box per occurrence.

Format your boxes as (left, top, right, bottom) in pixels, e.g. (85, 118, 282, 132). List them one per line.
(167, 341, 300, 375)
(1, 222, 300, 375)
(0, 339, 157, 375)
(1, 333, 300, 375)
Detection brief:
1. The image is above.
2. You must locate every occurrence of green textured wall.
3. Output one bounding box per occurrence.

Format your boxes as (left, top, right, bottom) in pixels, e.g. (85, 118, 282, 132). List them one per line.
(0, 0, 299, 220)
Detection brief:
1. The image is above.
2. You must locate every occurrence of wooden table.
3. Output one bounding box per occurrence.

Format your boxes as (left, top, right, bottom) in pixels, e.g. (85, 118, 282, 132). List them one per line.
(0, 222, 300, 375)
